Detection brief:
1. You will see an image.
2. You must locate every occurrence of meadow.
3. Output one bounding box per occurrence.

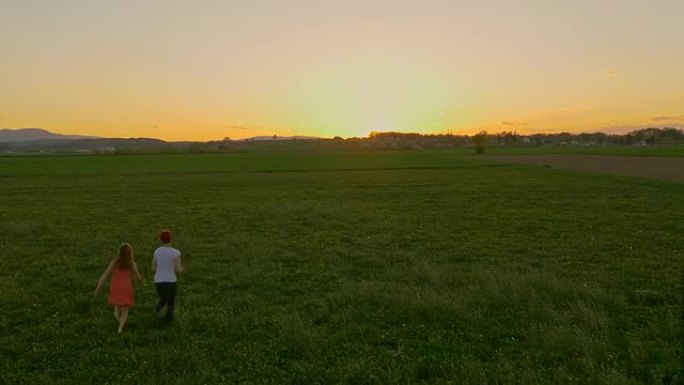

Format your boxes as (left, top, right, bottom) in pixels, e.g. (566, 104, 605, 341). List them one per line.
(0, 150, 681, 384)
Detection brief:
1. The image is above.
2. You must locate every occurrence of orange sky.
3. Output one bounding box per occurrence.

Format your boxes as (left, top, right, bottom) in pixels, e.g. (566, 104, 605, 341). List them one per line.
(1, 0, 683, 141)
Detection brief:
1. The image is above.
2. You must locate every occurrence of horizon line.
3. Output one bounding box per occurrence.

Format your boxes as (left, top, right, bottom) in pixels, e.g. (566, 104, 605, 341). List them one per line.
(3, 125, 684, 143)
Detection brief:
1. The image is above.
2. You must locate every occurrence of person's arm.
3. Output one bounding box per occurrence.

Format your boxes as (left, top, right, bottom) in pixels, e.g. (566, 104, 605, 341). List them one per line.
(131, 261, 144, 283)
(151, 254, 156, 272)
(95, 260, 115, 295)
(174, 255, 184, 273)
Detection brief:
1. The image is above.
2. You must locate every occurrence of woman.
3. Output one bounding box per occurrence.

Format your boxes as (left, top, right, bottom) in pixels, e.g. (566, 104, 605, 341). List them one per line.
(95, 243, 144, 333)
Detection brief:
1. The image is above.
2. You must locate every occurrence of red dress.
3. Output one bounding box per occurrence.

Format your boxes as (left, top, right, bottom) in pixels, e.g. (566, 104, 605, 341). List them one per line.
(108, 265, 134, 306)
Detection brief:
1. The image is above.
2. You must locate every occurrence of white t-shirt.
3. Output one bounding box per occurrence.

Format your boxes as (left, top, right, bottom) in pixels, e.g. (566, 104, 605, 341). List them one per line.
(154, 246, 181, 283)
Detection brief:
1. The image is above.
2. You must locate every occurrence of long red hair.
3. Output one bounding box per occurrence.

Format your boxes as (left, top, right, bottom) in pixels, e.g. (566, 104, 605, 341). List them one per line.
(116, 243, 134, 270)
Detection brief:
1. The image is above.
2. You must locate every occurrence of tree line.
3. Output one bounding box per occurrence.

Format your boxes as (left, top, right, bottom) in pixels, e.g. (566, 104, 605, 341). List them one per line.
(1, 127, 682, 154)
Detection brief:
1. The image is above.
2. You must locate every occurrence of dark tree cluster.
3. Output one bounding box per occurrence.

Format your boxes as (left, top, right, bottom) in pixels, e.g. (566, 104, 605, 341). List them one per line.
(1, 128, 682, 154)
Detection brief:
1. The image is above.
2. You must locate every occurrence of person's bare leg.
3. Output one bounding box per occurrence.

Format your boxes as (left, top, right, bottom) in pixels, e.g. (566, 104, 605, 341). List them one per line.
(113, 306, 120, 321)
(118, 306, 129, 334)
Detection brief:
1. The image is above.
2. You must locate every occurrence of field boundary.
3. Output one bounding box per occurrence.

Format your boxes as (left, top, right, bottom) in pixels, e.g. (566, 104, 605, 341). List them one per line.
(482, 154, 684, 183)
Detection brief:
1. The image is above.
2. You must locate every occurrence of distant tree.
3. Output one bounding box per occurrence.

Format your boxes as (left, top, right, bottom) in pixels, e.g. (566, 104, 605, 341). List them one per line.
(500, 131, 518, 146)
(472, 131, 488, 154)
(625, 133, 634, 145)
(662, 127, 684, 141)
(597, 133, 607, 145)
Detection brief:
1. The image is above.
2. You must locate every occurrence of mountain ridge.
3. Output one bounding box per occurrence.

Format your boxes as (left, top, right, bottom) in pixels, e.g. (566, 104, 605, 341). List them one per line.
(0, 128, 102, 142)
(0, 128, 322, 143)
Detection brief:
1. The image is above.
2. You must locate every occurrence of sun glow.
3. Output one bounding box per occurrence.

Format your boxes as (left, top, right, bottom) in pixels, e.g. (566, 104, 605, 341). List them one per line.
(1, 2, 682, 140)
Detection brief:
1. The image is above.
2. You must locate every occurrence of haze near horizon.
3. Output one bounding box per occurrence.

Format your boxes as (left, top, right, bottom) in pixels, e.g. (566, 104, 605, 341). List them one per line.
(1, 0, 683, 141)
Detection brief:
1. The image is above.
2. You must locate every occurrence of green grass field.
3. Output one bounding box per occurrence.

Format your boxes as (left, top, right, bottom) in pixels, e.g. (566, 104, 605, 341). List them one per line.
(0, 151, 681, 384)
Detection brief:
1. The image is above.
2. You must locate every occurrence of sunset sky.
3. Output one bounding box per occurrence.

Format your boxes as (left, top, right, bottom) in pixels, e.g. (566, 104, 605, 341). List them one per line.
(2, 0, 683, 141)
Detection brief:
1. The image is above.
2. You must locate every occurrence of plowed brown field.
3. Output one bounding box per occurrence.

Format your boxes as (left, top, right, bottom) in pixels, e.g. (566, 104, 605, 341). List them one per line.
(485, 154, 684, 182)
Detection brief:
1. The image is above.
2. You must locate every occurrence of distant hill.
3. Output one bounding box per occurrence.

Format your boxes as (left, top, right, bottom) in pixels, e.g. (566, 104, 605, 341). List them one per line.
(0, 128, 100, 142)
(0, 137, 178, 154)
(238, 135, 321, 141)
(2, 127, 680, 155)
(0, 128, 323, 153)
(0, 128, 178, 153)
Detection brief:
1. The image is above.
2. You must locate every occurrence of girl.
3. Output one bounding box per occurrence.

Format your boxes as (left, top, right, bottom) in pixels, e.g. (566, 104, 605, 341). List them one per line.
(95, 243, 144, 333)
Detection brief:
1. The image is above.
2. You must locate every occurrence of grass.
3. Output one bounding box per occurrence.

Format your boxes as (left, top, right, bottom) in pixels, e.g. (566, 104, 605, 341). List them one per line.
(0, 151, 483, 176)
(0, 150, 681, 384)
